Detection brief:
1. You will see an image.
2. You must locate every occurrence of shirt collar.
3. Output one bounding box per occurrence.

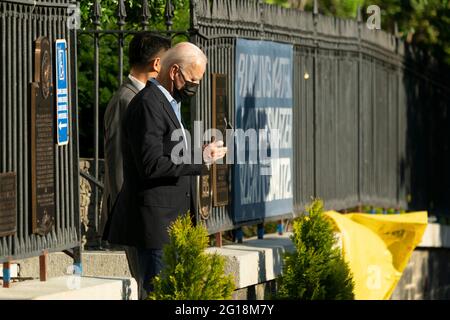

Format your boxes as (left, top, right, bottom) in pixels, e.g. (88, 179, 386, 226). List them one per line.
(128, 74, 146, 91)
(149, 78, 178, 105)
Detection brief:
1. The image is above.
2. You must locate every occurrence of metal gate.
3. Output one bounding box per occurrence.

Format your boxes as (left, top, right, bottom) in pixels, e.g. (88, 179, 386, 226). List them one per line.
(190, 0, 450, 232)
(0, 0, 80, 264)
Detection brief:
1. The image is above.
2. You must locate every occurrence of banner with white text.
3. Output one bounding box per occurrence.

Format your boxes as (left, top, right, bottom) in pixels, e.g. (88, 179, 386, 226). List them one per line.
(233, 38, 294, 223)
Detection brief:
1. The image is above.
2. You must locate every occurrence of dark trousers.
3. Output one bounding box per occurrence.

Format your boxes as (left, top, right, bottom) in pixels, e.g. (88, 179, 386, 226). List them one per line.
(135, 247, 164, 299)
(124, 246, 140, 295)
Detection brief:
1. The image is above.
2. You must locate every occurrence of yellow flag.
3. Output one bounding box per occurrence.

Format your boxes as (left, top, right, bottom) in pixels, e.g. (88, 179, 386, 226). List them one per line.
(324, 211, 428, 300)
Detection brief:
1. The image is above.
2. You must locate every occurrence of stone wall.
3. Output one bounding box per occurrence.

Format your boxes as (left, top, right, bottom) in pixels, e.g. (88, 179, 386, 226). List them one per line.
(391, 249, 450, 299)
(11, 230, 450, 300)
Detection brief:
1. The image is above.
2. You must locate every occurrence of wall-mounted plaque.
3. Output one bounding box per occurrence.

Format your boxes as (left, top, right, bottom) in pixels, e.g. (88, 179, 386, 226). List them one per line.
(0, 172, 17, 237)
(198, 166, 212, 220)
(212, 74, 229, 207)
(31, 36, 56, 235)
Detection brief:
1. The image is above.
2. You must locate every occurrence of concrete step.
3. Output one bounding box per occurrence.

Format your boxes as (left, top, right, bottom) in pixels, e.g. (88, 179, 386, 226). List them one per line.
(0, 276, 137, 300)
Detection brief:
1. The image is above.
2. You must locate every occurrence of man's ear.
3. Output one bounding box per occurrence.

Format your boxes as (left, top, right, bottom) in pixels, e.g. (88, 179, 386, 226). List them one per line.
(151, 57, 161, 73)
(169, 64, 178, 81)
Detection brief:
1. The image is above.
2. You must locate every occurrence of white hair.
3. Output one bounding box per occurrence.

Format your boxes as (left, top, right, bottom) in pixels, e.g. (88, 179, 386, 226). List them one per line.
(160, 42, 207, 72)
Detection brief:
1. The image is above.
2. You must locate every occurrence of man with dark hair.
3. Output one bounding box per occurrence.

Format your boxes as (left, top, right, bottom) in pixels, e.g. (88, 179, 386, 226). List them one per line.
(100, 32, 171, 299)
(128, 32, 171, 72)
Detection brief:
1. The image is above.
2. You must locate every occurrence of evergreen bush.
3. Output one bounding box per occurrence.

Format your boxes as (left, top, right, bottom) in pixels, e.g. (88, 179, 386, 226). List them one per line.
(148, 214, 235, 300)
(277, 199, 355, 300)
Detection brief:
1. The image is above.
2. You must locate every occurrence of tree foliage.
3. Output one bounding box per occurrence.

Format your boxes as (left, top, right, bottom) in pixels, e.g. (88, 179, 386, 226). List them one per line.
(277, 199, 355, 300)
(78, 0, 190, 157)
(266, 0, 450, 68)
(148, 214, 235, 300)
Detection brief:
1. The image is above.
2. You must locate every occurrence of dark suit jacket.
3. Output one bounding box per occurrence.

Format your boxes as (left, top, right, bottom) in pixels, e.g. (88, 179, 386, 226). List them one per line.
(100, 77, 140, 238)
(106, 81, 203, 249)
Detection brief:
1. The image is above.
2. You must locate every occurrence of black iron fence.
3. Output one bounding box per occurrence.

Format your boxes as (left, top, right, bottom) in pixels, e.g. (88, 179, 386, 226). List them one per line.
(78, 0, 450, 242)
(191, 0, 450, 234)
(0, 0, 80, 263)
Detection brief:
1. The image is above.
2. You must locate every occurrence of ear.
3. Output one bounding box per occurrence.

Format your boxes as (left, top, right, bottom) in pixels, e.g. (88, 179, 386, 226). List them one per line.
(151, 57, 161, 73)
(169, 64, 178, 81)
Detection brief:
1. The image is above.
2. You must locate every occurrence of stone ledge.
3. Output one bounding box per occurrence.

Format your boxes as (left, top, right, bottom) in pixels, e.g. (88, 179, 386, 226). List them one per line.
(15, 233, 294, 293)
(206, 233, 294, 289)
(418, 223, 450, 249)
(0, 276, 137, 300)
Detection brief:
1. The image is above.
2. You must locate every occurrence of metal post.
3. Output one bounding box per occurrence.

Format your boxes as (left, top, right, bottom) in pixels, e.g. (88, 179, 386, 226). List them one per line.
(117, 0, 126, 86)
(357, 6, 363, 206)
(92, 0, 101, 237)
(257, 223, 264, 239)
(164, 0, 174, 33)
(215, 232, 222, 247)
(235, 227, 243, 244)
(73, 246, 83, 276)
(141, 0, 151, 31)
(277, 220, 283, 235)
(2, 261, 11, 288)
(71, 10, 83, 263)
(39, 250, 48, 282)
(312, 0, 319, 198)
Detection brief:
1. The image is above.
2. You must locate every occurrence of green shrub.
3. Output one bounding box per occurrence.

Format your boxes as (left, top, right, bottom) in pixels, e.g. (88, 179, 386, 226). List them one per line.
(277, 199, 355, 300)
(148, 214, 235, 300)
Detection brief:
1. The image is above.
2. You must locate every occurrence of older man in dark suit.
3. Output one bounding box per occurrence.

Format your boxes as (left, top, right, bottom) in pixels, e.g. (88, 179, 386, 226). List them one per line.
(107, 42, 227, 298)
(100, 32, 171, 299)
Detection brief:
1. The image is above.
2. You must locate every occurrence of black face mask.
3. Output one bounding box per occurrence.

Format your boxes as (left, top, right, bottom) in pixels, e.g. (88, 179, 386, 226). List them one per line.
(173, 68, 199, 102)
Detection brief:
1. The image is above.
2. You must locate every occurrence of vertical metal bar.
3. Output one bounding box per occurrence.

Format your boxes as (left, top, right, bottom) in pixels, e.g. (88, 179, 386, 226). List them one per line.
(257, 223, 264, 240)
(70, 9, 82, 260)
(2, 261, 11, 288)
(235, 227, 243, 244)
(17, 1, 24, 252)
(66, 4, 75, 240)
(312, 2, 318, 198)
(117, 0, 126, 85)
(396, 36, 402, 208)
(357, 6, 363, 207)
(1, 1, 6, 173)
(277, 219, 283, 235)
(7, 1, 12, 172)
(93, 0, 101, 236)
(7, 2, 14, 256)
(39, 250, 48, 282)
(141, 0, 150, 31)
(164, 0, 174, 33)
(215, 232, 222, 247)
(63, 6, 70, 241)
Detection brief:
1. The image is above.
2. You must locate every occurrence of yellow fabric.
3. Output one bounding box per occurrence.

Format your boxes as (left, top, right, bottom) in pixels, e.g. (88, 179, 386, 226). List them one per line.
(324, 211, 428, 300)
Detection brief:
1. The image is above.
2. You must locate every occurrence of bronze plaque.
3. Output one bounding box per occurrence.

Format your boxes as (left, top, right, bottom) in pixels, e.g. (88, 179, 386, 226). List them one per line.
(0, 172, 17, 237)
(31, 36, 56, 235)
(212, 74, 229, 207)
(197, 166, 212, 220)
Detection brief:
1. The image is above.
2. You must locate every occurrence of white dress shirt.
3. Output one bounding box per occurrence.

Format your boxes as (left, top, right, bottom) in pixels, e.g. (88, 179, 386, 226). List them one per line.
(149, 78, 188, 150)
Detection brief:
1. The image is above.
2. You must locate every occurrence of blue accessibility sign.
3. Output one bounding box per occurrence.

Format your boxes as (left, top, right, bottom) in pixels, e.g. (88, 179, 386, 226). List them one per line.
(55, 39, 69, 146)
